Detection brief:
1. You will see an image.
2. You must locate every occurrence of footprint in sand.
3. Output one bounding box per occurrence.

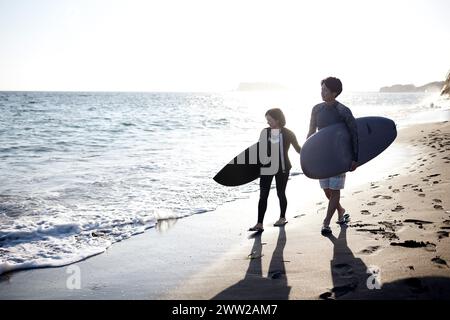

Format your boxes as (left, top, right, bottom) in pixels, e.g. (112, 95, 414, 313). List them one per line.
(391, 205, 404, 212)
(428, 174, 440, 178)
(437, 231, 449, 239)
(404, 219, 433, 226)
(433, 199, 442, 203)
(332, 263, 355, 279)
(317, 207, 326, 213)
(367, 202, 377, 206)
(434, 205, 444, 210)
(294, 214, 306, 219)
(379, 221, 402, 231)
(373, 195, 392, 200)
(269, 270, 285, 279)
(431, 256, 449, 268)
(390, 240, 436, 251)
(361, 210, 371, 215)
(359, 246, 381, 254)
(349, 223, 376, 228)
(392, 189, 400, 193)
(418, 193, 426, 197)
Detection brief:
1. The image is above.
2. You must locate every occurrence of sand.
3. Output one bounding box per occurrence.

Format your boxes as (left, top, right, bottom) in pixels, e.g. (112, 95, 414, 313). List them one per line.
(164, 121, 450, 300)
(1, 121, 449, 300)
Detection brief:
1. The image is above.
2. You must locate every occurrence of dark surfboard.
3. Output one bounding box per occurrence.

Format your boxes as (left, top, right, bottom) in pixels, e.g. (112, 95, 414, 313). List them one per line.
(213, 142, 262, 186)
(300, 116, 397, 179)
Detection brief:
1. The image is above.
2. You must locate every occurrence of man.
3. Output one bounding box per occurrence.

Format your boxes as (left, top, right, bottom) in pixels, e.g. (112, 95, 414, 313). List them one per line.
(306, 77, 359, 235)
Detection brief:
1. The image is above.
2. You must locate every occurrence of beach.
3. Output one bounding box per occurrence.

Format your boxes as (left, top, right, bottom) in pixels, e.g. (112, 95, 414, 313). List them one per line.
(1, 119, 449, 300)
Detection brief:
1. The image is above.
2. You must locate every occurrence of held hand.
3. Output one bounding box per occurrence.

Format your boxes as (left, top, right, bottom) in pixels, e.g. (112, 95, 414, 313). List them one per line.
(350, 161, 358, 172)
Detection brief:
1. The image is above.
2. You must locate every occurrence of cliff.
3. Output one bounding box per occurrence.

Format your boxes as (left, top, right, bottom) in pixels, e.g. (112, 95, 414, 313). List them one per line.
(380, 81, 445, 93)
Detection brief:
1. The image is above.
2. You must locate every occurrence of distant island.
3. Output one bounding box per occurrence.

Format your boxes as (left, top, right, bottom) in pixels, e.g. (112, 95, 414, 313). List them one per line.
(380, 81, 445, 93)
(236, 82, 289, 91)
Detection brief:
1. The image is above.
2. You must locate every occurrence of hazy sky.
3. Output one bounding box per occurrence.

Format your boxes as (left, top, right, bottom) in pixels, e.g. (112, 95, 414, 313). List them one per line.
(1, 0, 449, 92)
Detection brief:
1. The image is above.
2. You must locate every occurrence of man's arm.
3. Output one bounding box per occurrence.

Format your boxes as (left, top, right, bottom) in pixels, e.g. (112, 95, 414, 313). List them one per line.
(337, 105, 359, 163)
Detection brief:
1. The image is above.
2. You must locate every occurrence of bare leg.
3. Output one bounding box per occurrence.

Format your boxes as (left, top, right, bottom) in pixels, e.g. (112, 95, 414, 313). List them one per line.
(323, 189, 345, 220)
(323, 189, 341, 227)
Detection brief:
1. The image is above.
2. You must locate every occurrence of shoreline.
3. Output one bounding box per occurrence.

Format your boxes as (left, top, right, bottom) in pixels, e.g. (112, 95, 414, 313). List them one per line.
(1, 120, 449, 299)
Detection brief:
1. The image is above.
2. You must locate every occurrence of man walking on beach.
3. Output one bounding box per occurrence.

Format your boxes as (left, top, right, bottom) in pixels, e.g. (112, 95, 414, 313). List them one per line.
(306, 77, 359, 235)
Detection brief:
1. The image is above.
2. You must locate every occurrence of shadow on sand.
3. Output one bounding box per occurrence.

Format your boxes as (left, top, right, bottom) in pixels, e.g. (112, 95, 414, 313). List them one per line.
(212, 226, 291, 300)
(322, 225, 450, 300)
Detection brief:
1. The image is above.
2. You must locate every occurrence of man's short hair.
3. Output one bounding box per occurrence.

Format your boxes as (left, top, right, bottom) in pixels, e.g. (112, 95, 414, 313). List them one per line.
(321, 77, 343, 97)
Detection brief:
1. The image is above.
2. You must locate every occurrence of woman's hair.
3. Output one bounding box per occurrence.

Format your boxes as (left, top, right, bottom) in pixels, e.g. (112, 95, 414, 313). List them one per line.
(321, 77, 343, 97)
(265, 108, 286, 127)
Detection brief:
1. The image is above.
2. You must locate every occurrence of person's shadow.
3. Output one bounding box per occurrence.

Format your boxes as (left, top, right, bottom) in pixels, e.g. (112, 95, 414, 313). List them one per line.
(321, 225, 372, 299)
(212, 227, 291, 300)
(322, 225, 450, 299)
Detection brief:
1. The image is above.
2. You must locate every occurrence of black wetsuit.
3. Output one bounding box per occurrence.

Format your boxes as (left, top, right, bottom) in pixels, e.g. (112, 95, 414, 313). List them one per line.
(258, 127, 301, 223)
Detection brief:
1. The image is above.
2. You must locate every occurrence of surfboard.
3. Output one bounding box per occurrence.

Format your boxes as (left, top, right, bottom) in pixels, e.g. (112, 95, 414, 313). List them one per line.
(300, 116, 397, 179)
(213, 142, 262, 186)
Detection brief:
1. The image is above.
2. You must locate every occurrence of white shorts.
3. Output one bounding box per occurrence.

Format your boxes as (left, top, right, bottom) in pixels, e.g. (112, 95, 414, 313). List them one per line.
(319, 173, 346, 190)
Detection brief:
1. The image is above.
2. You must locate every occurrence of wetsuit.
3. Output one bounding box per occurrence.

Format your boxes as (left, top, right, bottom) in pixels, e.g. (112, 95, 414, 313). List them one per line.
(258, 127, 301, 223)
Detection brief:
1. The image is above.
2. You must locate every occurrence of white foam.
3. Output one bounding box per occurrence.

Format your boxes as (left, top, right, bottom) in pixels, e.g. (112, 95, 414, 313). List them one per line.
(0, 213, 157, 275)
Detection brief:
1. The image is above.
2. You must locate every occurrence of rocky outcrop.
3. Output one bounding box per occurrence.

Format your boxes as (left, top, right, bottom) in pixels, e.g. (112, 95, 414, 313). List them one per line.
(380, 81, 445, 93)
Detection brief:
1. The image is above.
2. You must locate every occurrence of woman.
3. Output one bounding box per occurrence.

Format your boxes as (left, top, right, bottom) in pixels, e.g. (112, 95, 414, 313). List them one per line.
(249, 108, 301, 232)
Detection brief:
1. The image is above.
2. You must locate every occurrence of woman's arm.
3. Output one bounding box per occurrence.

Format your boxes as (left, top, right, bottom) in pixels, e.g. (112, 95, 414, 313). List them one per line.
(306, 107, 317, 139)
(290, 131, 301, 154)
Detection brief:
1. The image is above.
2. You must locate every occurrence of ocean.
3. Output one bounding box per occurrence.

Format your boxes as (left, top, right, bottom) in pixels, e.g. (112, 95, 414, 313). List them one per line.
(1, 90, 449, 274)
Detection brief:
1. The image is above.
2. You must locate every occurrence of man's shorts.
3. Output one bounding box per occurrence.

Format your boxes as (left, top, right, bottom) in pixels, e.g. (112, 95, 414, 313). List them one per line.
(319, 173, 346, 190)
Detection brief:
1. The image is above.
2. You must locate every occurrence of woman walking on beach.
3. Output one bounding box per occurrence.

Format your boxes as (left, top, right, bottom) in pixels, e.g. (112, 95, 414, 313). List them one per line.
(249, 108, 301, 232)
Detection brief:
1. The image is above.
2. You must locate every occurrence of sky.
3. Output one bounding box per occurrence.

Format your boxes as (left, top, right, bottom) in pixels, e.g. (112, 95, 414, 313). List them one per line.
(0, 0, 449, 92)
